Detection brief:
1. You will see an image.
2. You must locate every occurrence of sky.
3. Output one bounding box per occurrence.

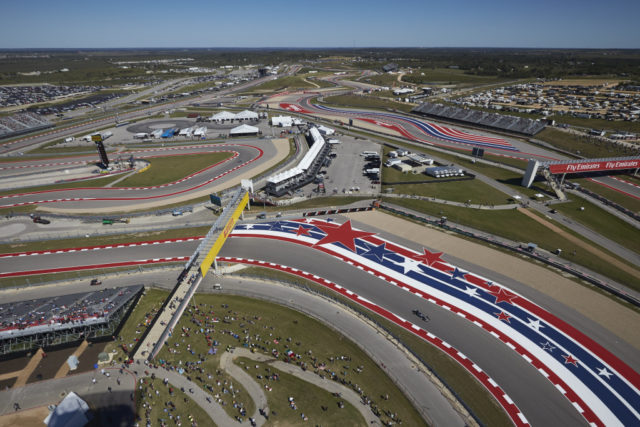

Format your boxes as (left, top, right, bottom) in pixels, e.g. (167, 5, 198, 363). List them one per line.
(1, 0, 639, 49)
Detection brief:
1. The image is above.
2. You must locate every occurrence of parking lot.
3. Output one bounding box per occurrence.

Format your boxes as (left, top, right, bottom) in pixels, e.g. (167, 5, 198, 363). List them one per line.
(298, 133, 381, 197)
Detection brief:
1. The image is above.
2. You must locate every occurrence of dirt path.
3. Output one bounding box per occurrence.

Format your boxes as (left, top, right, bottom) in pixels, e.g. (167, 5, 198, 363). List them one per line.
(12, 349, 44, 388)
(223, 348, 379, 425)
(54, 340, 89, 379)
(517, 208, 640, 279)
(0, 405, 49, 427)
(346, 210, 640, 349)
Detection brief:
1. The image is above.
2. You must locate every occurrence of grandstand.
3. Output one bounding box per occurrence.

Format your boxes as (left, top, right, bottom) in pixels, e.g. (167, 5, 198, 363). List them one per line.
(0, 112, 54, 140)
(265, 127, 330, 197)
(412, 102, 546, 136)
(0, 285, 143, 355)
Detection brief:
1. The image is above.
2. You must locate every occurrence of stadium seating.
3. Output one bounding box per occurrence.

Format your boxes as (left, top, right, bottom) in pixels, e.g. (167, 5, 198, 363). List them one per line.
(412, 102, 545, 136)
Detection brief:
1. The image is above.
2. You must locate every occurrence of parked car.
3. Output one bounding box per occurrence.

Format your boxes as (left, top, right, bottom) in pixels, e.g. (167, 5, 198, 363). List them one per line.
(32, 216, 50, 225)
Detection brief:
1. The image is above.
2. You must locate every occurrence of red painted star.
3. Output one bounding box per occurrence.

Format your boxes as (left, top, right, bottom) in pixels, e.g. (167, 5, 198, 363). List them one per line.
(495, 311, 512, 323)
(487, 287, 518, 305)
(313, 220, 375, 252)
(295, 225, 312, 237)
(414, 248, 444, 266)
(563, 354, 579, 367)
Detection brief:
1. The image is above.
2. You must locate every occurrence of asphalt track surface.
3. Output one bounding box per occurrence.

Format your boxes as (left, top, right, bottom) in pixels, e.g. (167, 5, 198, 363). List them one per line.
(3, 221, 639, 426)
(0, 140, 276, 211)
(276, 93, 640, 201)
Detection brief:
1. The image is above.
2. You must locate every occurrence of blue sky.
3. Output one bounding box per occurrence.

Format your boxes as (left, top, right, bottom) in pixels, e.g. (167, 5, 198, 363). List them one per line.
(1, 0, 639, 48)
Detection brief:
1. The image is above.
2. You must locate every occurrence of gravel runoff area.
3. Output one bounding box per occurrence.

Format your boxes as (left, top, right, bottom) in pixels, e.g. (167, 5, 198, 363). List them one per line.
(345, 210, 640, 351)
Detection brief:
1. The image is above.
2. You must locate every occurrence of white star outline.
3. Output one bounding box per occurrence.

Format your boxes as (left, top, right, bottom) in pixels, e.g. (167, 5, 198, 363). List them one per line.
(462, 286, 479, 298)
(526, 318, 544, 332)
(598, 367, 614, 380)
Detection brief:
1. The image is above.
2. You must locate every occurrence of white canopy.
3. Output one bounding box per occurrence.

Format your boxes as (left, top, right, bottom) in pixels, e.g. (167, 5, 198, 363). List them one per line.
(211, 111, 236, 121)
(235, 110, 259, 120)
(229, 124, 259, 135)
(45, 392, 91, 427)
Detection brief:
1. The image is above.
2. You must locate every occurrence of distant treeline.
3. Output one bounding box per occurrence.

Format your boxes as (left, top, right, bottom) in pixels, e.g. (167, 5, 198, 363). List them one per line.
(1, 48, 639, 84)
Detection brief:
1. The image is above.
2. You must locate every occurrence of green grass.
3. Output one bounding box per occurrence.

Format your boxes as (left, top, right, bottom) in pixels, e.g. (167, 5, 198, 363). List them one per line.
(105, 287, 169, 359)
(402, 68, 509, 85)
(535, 127, 634, 158)
(234, 266, 511, 426)
(0, 174, 124, 197)
(382, 197, 640, 288)
(236, 356, 366, 426)
(548, 115, 640, 134)
(135, 377, 215, 426)
(114, 152, 233, 187)
(572, 178, 640, 214)
(0, 263, 181, 290)
(553, 195, 640, 254)
(383, 179, 511, 206)
(252, 76, 318, 92)
(155, 293, 425, 426)
(321, 94, 414, 113)
(357, 73, 402, 87)
(0, 225, 210, 255)
(381, 148, 512, 205)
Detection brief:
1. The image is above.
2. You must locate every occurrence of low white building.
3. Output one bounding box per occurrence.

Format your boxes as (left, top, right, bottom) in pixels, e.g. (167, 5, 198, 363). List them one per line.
(393, 87, 414, 95)
(317, 125, 335, 136)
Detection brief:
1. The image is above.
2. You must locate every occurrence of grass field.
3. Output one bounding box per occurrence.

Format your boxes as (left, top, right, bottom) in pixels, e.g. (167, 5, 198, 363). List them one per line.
(0, 225, 210, 255)
(535, 127, 634, 158)
(251, 75, 318, 92)
(104, 287, 170, 359)
(114, 152, 234, 187)
(156, 293, 426, 426)
(321, 94, 414, 113)
(381, 147, 512, 205)
(553, 195, 640, 255)
(135, 377, 215, 427)
(0, 263, 182, 290)
(402, 68, 508, 85)
(573, 178, 640, 214)
(235, 266, 511, 426)
(382, 197, 640, 288)
(357, 73, 402, 87)
(0, 173, 123, 198)
(235, 356, 366, 426)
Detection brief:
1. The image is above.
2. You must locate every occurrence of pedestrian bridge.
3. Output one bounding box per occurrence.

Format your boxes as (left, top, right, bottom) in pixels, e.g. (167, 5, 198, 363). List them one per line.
(134, 187, 249, 361)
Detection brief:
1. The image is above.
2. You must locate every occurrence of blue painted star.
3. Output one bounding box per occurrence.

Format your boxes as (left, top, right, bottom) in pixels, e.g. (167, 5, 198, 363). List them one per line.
(269, 221, 291, 232)
(360, 242, 393, 263)
(451, 267, 467, 280)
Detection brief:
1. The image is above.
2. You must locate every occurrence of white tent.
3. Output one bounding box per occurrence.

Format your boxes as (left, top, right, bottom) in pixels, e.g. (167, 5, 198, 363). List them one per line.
(229, 124, 259, 136)
(235, 110, 259, 121)
(210, 111, 236, 121)
(271, 115, 293, 127)
(45, 392, 91, 427)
